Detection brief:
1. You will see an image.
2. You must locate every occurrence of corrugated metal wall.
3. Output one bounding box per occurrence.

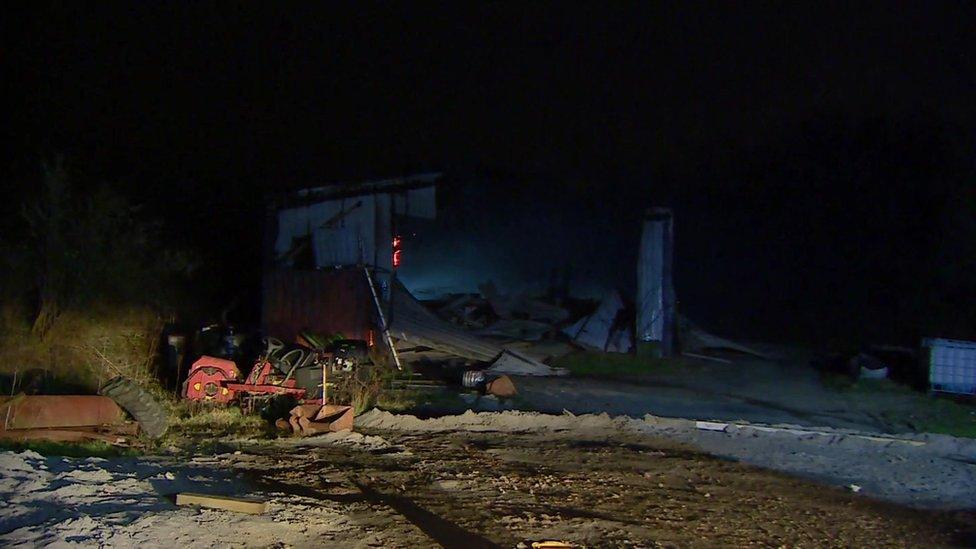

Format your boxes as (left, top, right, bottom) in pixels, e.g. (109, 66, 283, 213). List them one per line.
(262, 269, 374, 343)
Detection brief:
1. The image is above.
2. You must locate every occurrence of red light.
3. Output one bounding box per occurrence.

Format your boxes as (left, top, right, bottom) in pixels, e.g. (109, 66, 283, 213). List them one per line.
(392, 235, 403, 268)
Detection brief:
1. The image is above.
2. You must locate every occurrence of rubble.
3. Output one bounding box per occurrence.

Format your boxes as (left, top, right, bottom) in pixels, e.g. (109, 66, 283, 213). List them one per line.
(281, 404, 354, 436)
(475, 318, 552, 341)
(562, 290, 631, 353)
(391, 280, 505, 362)
(677, 315, 772, 360)
(478, 281, 570, 324)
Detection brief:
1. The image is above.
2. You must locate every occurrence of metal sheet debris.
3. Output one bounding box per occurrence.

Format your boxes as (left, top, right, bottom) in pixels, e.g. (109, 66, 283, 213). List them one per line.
(0, 428, 126, 444)
(678, 316, 772, 360)
(479, 281, 569, 323)
(486, 349, 568, 377)
(0, 395, 127, 430)
(390, 280, 504, 362)
(562, 290, 632, 353)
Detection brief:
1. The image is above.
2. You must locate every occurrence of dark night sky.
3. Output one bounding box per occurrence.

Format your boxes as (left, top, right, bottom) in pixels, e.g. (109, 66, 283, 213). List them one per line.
(5, 2, 976, 345)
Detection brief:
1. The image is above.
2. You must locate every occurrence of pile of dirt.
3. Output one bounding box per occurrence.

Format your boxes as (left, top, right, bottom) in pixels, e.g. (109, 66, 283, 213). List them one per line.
(356, 408, 635, 433)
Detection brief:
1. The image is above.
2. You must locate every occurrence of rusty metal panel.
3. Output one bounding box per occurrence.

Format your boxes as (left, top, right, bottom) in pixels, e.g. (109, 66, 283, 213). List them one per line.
(0, 429, 124, 444)
(262, 268, 374, 343)
(0, 395, 127, 430)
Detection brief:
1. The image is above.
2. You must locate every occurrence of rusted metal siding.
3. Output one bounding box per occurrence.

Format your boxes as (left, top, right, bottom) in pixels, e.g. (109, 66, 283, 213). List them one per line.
(0, 396, 127, 430)
(262, 268, 374, 343)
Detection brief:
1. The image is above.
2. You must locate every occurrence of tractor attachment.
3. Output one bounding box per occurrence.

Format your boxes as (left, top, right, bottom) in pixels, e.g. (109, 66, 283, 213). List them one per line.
(182, 336, 366, 431)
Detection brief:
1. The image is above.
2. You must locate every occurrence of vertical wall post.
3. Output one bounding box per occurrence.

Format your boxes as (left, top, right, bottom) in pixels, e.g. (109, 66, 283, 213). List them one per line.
(636, 207, 675, 358)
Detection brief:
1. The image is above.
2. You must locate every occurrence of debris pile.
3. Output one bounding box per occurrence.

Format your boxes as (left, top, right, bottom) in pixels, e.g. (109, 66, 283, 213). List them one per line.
(434, 282, 572, 338)
(277, 404, 355, 436)
(424, 278, 768, 377)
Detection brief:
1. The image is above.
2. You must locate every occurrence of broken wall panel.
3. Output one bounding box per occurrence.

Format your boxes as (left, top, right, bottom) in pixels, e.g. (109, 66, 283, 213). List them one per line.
(276, 195, 377, 267)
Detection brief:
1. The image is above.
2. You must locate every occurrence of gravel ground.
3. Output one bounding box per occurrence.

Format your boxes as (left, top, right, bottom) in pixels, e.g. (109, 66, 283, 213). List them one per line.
(2, 409, 973, 547)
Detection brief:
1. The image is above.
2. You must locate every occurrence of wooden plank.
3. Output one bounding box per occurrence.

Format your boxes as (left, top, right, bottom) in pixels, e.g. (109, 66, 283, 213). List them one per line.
(695, 421, 729, 432)
(175, 492, 266, 514)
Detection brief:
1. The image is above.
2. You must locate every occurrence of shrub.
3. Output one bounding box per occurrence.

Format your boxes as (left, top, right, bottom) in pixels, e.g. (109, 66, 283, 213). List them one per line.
(0, 158, 195, 397)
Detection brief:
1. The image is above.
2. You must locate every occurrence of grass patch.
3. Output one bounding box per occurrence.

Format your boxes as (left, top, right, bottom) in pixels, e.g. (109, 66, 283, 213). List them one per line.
(826, 376, 976, 437)
(375, 387, 426, 413)
(553, 351, 690, 378)
(877, 394, 976, 438)
(169, 404, 272, 439)
(0, 439, 140, 458)
(821, 374, 923, 394)
(898, 398, 976, 438)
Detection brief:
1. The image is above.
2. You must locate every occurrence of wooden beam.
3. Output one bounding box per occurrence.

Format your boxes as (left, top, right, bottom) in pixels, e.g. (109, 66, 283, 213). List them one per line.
(175, 493, 266, 514)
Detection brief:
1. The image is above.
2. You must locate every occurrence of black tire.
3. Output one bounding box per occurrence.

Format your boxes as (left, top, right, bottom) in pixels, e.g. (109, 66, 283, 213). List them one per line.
(99, 377, 170, 439)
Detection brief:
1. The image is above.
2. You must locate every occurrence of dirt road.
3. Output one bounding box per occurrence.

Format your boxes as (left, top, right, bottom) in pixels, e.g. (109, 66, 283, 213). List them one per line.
(228, 428, 973, 547)
(3, 424, 972, 547)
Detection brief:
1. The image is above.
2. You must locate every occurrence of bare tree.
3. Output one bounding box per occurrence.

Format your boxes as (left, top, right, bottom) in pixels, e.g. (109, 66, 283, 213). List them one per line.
(22, 156, 69, 336)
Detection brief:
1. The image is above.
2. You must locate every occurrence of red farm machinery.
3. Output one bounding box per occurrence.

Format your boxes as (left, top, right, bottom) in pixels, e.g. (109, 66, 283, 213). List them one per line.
(182, 336, 366, 433)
